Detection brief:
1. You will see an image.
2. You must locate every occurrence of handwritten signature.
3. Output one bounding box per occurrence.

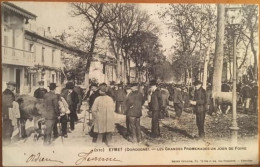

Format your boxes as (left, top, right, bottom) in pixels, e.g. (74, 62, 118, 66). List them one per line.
(26, 152, 63, 164)
(75, 150, 122, 165)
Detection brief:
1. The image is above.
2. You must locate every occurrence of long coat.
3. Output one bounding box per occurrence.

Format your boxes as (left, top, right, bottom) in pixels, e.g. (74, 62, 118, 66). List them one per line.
(2, 89, 15, 119)
(150, 88, 163, 111)
(193, 87, 207, 113)
(125, 90, 144, 117)
(43, 91, 59, 120)
(92, 95, 115, 133)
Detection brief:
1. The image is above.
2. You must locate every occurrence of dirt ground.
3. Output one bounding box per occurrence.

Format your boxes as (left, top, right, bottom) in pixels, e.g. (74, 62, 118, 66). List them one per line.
(7, 101, 258, 148)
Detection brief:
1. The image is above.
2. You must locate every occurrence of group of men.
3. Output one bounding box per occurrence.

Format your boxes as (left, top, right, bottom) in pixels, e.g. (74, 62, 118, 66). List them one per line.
(84, 79, 208, 144)
(3, 77, 233, 146)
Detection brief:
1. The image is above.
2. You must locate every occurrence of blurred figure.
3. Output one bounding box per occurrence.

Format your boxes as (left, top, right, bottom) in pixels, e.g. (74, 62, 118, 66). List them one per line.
(2, 81, 16, 145)
(190, 80, 207, 139)
(57, 94, 70, 138)
(160, 83, 170, 119)
(123, 85, 132, 136)
(115, 83, 127, 114)
(43, 83, 59, 145)
(61, 82, 79, 131)
(149, 80, 163, 138)
(92, 83, 115, 146)
(34, 81, 48, 99)
(251, 82, 258, 113)
(240, 82, 252, 113)
(107, 81, 116, 101)
(173, 84, 184, 123)
(125, 83, 144, 143)
(87, 83, 100, 111)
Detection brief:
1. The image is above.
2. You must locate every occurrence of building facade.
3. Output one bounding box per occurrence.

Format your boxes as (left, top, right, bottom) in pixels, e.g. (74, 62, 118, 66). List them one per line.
(2, 2, 37, 94)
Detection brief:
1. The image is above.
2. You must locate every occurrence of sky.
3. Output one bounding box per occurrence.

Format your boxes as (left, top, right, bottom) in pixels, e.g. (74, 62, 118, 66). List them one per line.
(12, 2, 175, 57)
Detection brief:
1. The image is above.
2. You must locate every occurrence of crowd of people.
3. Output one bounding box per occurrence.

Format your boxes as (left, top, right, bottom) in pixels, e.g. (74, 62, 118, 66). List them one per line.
(2, 78, 258, 146)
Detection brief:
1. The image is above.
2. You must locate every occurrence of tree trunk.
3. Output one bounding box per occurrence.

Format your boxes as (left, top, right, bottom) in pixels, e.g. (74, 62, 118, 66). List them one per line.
(84, 31, 97, 89)
(212, 4, 225, 92)
(202, 47, 210, 89)
(84, 58, 91, 90)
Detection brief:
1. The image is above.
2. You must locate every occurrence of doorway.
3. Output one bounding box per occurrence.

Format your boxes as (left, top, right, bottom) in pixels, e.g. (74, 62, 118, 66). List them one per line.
(16, 69, 21, 94)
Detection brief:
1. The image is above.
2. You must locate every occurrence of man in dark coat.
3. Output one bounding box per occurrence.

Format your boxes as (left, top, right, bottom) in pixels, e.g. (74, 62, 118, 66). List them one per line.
(34, 81, 48, 99)
(190, 80, 207, 139)
(88, 83, 100, 111)
(125, 83, 144, 143)
(43, 83, 59, 145)
(107, 81, 116, 101)
(115, 83, 127, 114)
(74, 85, 83, 115)
(2, 81, 16, 145)
(149, 80, 163, 138)
(61, 82, 79, 131)
(173, 85, 184, 121)
(240, 82, 253, 113)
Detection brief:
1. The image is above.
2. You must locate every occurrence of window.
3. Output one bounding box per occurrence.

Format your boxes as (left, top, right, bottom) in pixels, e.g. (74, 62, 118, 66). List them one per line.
(42, 47, 45, 63)
(52, 49, 55, 64)
(52, 74, 55, 83)
(29, 44, 34, 52)
(4, 36, 8, 46)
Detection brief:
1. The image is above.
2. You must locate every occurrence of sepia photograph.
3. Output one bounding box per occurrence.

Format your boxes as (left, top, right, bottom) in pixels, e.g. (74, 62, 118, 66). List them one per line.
(1, 1, 259, 166)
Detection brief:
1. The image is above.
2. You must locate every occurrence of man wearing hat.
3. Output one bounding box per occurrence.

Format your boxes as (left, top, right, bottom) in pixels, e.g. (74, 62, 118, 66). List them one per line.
(91, 83, 115, 146)
(31, 81, 48, 138)
(61, 82, 79, 131)
(172, 84, 184, 126)
(115, 83, 127, 114)
(107, 81, 116, 101)
(125, 83, 144, 143)
(190, 80, 207, 139)
(2, 81, 16, 145)
(42, 83, 59, 145)
(149, 80, 163, 138)
(34, 81, 48, 99)
(87, 83, 100, 111)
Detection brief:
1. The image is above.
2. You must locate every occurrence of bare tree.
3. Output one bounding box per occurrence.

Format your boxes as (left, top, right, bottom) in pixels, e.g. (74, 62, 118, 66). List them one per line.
(160, 4, 216, 84)
(70, 3, 119, 87)
(103, 4, 158, 83)
(240, 5, 258, 81)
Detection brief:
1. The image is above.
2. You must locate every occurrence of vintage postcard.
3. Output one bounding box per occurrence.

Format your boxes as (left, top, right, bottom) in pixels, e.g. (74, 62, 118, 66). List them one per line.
(1, 0, 259, 166)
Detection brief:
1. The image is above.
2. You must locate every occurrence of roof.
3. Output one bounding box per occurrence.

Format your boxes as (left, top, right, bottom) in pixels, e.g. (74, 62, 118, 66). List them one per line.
(25, 30, 87, 56)
(2, 2, 37, 20)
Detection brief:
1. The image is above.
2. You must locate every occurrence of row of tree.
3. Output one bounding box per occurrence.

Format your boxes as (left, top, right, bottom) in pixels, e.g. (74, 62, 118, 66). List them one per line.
(60, 3, 170, 87)
(60, 3, 258, 88)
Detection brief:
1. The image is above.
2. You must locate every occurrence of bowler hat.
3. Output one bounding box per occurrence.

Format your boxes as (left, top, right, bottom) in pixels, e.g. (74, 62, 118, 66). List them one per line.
(66, 82, 75, 89)
(48, 83, 57, 89)
(193, 80, 202, 86)
(6, 81, 16, 86)
(150, 80, 157, 86)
